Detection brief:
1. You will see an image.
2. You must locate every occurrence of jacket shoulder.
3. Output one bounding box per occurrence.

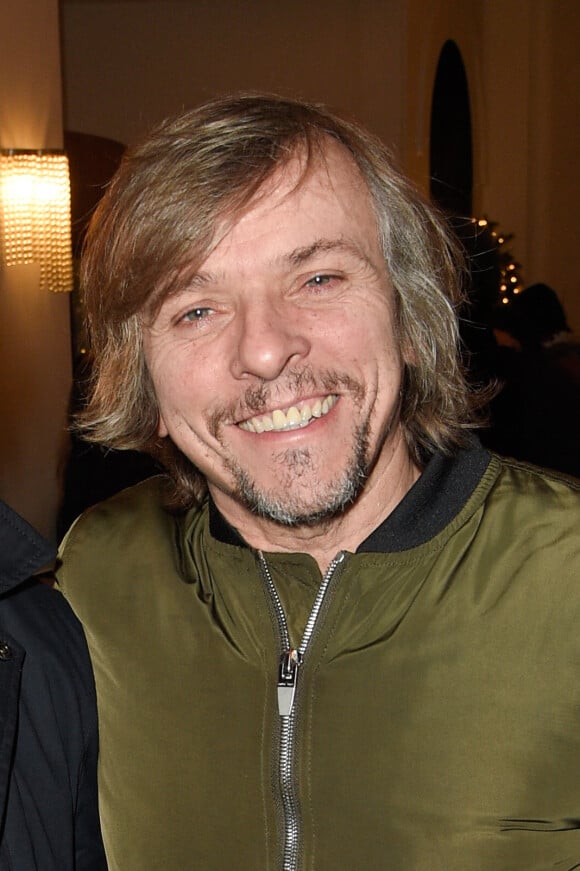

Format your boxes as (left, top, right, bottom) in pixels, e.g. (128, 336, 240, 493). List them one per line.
(490, 455, 580, 506)
(0, 500, 56, 590)
(59, 475, 180, 562)
(1, 579, 90, 666)
(63, 474, 173, 533)
(482, 455, 580, 553)
(56, 476, 206, 606)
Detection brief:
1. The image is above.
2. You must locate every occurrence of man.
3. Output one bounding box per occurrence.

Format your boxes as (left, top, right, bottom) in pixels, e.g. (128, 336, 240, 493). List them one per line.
(0, 499, 106, 869)
(57, 95, 580, 871)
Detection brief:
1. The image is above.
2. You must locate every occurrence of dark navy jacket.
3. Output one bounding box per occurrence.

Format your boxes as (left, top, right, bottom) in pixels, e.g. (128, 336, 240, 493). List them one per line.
(0, 500, 106, 870)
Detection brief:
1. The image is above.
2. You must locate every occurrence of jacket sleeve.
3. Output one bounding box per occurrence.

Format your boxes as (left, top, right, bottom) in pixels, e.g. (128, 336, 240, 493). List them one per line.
(74, 678, 108, 871)
(62, 590, 108, 871)
(1, 581, 108, 870)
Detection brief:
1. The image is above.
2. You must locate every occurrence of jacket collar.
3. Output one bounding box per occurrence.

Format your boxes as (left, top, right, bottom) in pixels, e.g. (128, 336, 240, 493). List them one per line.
(0, 500, 56, 593)
(209, 440, 492, 554)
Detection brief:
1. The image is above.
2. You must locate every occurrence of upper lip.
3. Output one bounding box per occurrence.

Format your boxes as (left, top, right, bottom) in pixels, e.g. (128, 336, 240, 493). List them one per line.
(235, 394, 335, 425)
(235, 395, 340, 435)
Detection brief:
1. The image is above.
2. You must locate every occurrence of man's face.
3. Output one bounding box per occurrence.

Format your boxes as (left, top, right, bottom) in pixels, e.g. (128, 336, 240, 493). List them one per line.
(143, 142, 407, 527)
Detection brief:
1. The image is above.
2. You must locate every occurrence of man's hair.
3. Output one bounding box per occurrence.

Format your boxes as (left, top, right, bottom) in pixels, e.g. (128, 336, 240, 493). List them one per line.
(78, 92, 484, 507)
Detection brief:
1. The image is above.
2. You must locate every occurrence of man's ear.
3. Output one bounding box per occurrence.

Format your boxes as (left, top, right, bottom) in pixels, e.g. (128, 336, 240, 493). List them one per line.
(401, 338, 417, 367)
(158, 414, 169, 438)
(395, 318, 416, 367)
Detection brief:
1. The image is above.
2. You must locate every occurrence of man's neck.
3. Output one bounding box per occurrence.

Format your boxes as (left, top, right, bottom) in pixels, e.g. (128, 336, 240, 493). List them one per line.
(209, 449, 421, 574)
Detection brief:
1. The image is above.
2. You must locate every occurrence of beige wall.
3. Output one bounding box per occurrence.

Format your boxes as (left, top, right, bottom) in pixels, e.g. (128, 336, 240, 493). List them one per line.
(61, 0, 579, 331)
(61, 0, 406, 151)
(401, 0, 579, 331)
(529, 0, 580, 329)
(0, 0, 72, 538)
(402, 0, 485, 195)
(479, 0, 580, 329)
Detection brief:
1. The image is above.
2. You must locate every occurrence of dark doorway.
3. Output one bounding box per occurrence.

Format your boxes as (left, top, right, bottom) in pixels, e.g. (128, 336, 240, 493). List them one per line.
(430, 40, 473, 217)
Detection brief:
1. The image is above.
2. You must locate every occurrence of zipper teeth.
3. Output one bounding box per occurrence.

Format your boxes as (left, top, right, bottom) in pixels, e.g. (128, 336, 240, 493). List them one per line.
(260, 557, 291, 649)
(299, 552, 345, 654)
(258, 550, 345, 871)
(259, 551, 345, 656)
(279, 716, 299, 869)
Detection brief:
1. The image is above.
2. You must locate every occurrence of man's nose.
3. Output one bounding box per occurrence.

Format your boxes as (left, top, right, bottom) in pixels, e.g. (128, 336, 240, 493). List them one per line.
(229, 301, 311, 381)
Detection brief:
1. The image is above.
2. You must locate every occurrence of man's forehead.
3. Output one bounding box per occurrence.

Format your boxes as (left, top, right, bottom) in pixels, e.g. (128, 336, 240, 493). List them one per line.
(211, 140, 375, 250)
(249, 138, 369, 210)
(189, 238, 377, 291)
(146, 138, 378, 312)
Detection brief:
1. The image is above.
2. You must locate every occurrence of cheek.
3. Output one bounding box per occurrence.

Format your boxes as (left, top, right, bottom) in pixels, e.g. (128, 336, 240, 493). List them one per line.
(153, 355, 231, 444)
(350, 317, 401, 374)
(151, 366, 195, 438)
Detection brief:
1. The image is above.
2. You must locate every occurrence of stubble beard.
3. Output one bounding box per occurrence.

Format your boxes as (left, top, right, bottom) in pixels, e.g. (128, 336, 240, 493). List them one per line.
(224, 417, 372, 527)
(207, 367, 386, 529)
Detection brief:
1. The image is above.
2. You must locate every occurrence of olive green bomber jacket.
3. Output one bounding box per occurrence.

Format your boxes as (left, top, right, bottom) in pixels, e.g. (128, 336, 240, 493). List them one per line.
(57, 445, 580, 871)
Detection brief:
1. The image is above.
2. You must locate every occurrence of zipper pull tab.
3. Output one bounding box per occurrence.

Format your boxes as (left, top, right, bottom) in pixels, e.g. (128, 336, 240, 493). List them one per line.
(277, 648, 302, 717)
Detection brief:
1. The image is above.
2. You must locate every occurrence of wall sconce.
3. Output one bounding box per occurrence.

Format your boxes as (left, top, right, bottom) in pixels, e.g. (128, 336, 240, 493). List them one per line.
(0, 149, 73, 293)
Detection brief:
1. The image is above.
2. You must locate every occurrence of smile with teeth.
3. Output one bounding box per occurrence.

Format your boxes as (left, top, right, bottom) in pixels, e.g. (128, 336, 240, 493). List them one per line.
(238, 395, 338, 433)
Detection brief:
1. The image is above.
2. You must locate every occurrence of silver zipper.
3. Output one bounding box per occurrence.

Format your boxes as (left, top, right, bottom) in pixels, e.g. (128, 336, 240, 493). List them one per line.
(258, 550, 346, 871)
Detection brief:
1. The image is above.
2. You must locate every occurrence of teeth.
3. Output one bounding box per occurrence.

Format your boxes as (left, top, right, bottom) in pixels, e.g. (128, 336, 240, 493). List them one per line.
(239, 394, 337, 433)
(286, 406, 301, 426)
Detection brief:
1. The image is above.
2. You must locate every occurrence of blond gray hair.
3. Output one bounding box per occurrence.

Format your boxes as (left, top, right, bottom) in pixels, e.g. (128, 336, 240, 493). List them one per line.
(79, 93, 484, 506)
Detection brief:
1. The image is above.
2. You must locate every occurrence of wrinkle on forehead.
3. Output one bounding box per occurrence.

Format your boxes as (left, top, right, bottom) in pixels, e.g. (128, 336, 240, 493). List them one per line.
(143, 137, 375, 320)
(209, 141, 379, 271)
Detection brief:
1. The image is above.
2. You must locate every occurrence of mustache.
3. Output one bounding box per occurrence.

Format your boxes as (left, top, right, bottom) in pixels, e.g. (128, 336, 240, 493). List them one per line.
(206, 367, 365, 436)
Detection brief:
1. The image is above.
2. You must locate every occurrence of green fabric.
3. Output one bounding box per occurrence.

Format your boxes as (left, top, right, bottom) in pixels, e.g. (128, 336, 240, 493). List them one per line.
(57, 456, 580, 870)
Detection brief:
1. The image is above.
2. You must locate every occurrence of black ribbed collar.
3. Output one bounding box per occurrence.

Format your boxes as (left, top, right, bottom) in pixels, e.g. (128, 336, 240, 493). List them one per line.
(0, 500, 56, 593)
(209, 440, 492, 554)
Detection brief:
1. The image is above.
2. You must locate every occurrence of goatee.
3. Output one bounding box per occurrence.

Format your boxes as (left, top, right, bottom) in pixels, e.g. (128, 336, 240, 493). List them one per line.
(226, 419, 371, 527)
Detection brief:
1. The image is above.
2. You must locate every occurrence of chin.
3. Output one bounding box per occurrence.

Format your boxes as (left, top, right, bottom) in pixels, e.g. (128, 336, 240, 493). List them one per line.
(233, 465, 368, 528)
(220, 418, 372, 527)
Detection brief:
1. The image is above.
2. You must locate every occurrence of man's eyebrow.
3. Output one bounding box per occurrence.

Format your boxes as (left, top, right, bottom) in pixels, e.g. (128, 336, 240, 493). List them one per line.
(284, 238, 374, 268)
(168, 269, 218, 295)
(173, 237, 376, 294)
(185, 271, 215, 288)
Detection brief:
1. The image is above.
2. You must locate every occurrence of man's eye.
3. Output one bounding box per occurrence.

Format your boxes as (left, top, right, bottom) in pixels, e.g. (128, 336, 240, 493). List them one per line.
(305, 274, 336, 289)
(181, 307, 213, 323)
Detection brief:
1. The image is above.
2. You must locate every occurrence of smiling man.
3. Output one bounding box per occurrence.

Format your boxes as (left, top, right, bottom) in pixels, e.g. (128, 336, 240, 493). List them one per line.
(57, 95, 580, 871)
(142, 140, 417, 569)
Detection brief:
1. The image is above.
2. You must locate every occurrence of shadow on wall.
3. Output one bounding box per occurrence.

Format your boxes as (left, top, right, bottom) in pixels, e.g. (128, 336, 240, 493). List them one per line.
(58, 132, 160, 540)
